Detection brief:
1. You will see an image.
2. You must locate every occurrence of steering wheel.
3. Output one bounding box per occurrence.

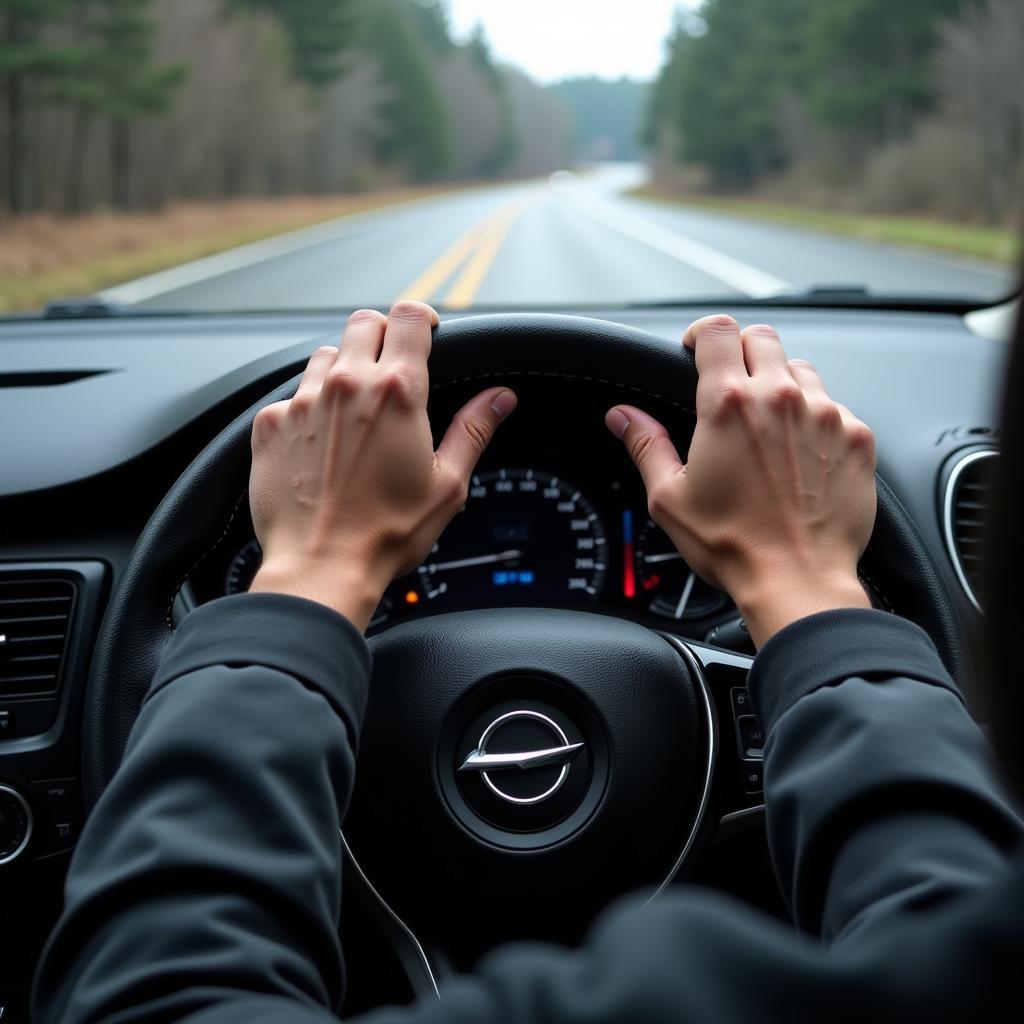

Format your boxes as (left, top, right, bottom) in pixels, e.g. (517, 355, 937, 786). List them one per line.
(84, 314, 966, 984)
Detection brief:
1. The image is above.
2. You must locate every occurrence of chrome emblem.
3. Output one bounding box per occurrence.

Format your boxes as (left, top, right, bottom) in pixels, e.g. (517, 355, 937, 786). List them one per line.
(458, 709, 583, 805)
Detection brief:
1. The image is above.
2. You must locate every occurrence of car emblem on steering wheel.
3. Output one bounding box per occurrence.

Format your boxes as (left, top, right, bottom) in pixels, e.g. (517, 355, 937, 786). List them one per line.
(458, 709, 584, 805)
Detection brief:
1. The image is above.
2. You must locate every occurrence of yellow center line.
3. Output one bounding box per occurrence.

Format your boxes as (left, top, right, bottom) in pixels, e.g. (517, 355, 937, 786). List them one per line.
(443, 199, 534, 309)
(395, 194, 539, 306)
(395, 213, 495, 303)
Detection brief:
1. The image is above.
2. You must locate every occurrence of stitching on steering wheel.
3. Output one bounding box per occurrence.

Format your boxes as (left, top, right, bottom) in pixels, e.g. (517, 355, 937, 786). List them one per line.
(164, 487, 250, 630)
(430, 370, 697, 416)
(858, 567, 894, 613)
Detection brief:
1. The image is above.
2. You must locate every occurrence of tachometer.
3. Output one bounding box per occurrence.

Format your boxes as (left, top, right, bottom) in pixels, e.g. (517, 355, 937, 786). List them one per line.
(630, 516, 726, 621)
(414, 468, 606, 605)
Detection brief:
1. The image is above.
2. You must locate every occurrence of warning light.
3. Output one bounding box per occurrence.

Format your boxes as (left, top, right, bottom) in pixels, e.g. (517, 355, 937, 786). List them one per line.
(404, 590, 420, 605)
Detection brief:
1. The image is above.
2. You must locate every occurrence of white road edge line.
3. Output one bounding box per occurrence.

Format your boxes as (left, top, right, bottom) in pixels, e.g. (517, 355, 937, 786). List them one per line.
(97, 193, 449, 305)
(577, 197, 789, 298)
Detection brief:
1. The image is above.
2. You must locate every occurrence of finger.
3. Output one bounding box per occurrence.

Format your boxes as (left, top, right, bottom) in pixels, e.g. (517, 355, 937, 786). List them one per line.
(435, 387, 517, 482)
(682, 314, 747, 382)
(337, 308, 387, 364)
(741, 323, 791, 378)
(788, 358, 831, 403)
(380, 300, 439, 367)
(605, 404, 685, 497)
(293, 345, 338, 402)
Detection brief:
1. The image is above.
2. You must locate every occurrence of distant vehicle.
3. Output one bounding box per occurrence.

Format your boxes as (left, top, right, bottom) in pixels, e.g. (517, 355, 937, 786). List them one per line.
(548, 169, 579, 193)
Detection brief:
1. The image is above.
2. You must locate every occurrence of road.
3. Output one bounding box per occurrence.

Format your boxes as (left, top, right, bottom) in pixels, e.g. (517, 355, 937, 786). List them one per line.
(101, 164, 1013, 312)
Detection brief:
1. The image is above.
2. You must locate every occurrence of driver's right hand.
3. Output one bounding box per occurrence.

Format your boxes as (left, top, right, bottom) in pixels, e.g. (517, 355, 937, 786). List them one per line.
(606, 314, 875, 647)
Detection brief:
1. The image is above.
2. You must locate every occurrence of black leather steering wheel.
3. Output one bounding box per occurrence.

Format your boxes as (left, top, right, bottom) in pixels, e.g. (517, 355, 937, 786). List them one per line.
(84, 313, 967, 955)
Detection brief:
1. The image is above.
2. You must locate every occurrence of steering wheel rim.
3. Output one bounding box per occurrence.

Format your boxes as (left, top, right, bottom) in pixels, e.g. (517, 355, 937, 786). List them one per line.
(83, 312, 968, 807)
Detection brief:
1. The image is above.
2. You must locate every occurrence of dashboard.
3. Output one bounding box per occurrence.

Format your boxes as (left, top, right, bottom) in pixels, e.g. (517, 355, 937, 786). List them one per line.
(185, 459, 735, 639)
(0, 298, 1013, 1017)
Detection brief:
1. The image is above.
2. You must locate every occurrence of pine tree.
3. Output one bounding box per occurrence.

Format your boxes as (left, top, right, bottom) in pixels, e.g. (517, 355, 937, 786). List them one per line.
(0, 0, 75, 212)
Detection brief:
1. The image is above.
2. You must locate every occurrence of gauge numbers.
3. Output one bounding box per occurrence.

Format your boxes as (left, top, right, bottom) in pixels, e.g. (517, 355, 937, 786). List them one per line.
(415, 467, 607, 605)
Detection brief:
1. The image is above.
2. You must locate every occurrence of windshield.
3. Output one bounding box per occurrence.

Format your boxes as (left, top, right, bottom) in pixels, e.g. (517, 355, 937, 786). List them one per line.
(3, 0, 1020, 316)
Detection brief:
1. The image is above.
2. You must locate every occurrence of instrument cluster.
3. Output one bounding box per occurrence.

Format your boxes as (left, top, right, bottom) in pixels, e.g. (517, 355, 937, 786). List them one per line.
(190, 460, 736, 639)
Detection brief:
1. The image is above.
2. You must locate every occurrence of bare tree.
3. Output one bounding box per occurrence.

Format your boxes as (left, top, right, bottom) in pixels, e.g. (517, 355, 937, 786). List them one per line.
(937, 0, 1024, 223)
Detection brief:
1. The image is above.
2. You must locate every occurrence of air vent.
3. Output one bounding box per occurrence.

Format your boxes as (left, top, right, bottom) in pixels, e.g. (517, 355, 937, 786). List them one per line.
(0, 577, 77, 696)
(943, 449, 997, 612)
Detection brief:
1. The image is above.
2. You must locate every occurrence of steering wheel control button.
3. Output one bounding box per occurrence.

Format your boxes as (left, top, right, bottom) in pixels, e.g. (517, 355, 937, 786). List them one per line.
(730, 686, 751, 715)
(736, 716, 764, 760)
(0, 784, 33, 865)
(459, 710, 583, 805)
(740, 763, 764, 794)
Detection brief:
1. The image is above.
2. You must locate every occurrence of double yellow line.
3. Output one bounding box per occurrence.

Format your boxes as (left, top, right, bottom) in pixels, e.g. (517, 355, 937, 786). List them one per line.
(398, 196, 535, 309)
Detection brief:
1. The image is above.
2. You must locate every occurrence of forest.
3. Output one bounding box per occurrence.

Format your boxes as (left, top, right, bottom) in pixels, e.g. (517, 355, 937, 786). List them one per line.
(0, 0, 584, 216)
(646, 0, 1024, 226)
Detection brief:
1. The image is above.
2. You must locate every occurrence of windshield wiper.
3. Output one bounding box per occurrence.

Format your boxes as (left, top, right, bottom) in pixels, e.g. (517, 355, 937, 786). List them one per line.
(43, 297, 133, 319)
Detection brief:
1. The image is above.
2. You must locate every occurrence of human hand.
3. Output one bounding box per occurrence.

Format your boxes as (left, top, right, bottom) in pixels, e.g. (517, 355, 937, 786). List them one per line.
(606, 315, 875, 647)
(248, 302, 517, 631)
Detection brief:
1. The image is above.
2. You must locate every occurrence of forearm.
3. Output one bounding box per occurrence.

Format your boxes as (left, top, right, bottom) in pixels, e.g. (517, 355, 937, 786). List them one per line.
(33, 594, 370, 1024)
(749, 609, 1023, 941)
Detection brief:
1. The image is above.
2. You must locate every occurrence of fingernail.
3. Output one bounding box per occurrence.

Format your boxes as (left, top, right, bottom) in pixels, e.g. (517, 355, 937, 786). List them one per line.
(491, 389, 517, 418)
(606, 409, 629, 437)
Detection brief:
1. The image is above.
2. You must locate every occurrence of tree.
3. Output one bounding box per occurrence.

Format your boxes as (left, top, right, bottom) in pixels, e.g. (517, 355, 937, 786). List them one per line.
(803, 0, 964, 151)
(937, 0, 1024, 222)
(229, 0, 356, 88)
(356, 0, 452, 180)
(0, 0, 75, 212)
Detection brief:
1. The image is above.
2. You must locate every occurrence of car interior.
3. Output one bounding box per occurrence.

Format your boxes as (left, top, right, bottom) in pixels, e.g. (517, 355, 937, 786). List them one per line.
(0, 294, 1014, 1014)
(1, 0, 1021, 1018)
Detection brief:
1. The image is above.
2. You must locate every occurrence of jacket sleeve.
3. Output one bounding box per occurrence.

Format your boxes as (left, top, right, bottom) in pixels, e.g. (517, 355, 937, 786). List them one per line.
(34, 604, 1024, 1024)
(33, 592, 371, 1024)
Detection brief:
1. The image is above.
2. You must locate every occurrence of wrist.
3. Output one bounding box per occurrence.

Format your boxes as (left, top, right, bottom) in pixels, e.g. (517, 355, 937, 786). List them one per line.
(250, 557, 388, 633)
(732, 568, 870, 649)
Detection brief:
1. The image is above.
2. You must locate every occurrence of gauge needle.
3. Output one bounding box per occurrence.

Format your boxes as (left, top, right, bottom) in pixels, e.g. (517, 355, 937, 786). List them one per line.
(644, 551, 684, 564)
(674, 571, 697, 620)
(423, 549, 523, 573)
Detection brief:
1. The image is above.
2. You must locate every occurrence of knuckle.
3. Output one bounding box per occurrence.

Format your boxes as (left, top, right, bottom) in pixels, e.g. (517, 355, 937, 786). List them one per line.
(847, 419, 876, 452)
(459, 413, 492, 454)
(373, 367, 413, 403)
(627, 430, 658, 468)
(812, 401, 842, 429)
(325, 367, 360, 399)
(288, 392, 314, 416)
(712, 382, 750, 418)
(703, 313, 739, 332)
(765, 381, 802, 413)
(389, 300, 430, 322)
(347, 308, 384, 325)
(744, 322, 780, 341)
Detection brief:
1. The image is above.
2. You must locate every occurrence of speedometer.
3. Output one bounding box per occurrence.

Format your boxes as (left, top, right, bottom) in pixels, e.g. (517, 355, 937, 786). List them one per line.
(414, 468, 606, 605)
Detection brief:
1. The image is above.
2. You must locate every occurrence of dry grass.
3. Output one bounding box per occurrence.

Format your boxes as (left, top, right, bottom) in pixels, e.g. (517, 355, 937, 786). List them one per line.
(0, 186, 459, 314)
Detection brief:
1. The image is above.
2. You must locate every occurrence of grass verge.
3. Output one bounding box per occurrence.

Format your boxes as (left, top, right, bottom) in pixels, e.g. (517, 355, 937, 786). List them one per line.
(631, 186, 1019, 266)
(0, 185, 463, 315)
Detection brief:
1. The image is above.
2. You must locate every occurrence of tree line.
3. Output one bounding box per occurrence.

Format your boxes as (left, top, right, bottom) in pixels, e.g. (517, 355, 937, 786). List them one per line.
(0, 0, 571, 216)
(646, 0, 1024, 224)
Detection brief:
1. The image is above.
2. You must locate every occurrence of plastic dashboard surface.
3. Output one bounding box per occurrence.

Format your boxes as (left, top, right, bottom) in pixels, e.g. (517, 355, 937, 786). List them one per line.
(0, 303, 1007, 627)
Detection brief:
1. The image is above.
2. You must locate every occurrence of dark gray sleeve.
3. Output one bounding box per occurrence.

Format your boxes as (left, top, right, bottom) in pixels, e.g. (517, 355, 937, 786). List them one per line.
(747, 609, 1023, 942)
(33, 593, 371, 1024)
(34, 604, 1024, 1024)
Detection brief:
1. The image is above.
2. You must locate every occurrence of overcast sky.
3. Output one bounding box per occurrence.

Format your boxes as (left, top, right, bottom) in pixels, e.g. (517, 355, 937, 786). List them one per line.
(445, 1, 697, 83)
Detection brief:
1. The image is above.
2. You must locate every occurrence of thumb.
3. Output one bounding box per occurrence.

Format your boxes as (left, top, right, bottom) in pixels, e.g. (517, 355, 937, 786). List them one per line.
(436, 387, 518, 482)
(605, 404, 685, 500)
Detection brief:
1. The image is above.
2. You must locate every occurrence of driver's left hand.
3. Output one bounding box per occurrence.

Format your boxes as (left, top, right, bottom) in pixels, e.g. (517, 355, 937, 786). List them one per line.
(249, 301, 517, 631)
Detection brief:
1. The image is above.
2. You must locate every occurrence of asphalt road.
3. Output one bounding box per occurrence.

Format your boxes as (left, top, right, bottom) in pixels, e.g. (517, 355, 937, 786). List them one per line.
(102, 164, 1013, 312)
